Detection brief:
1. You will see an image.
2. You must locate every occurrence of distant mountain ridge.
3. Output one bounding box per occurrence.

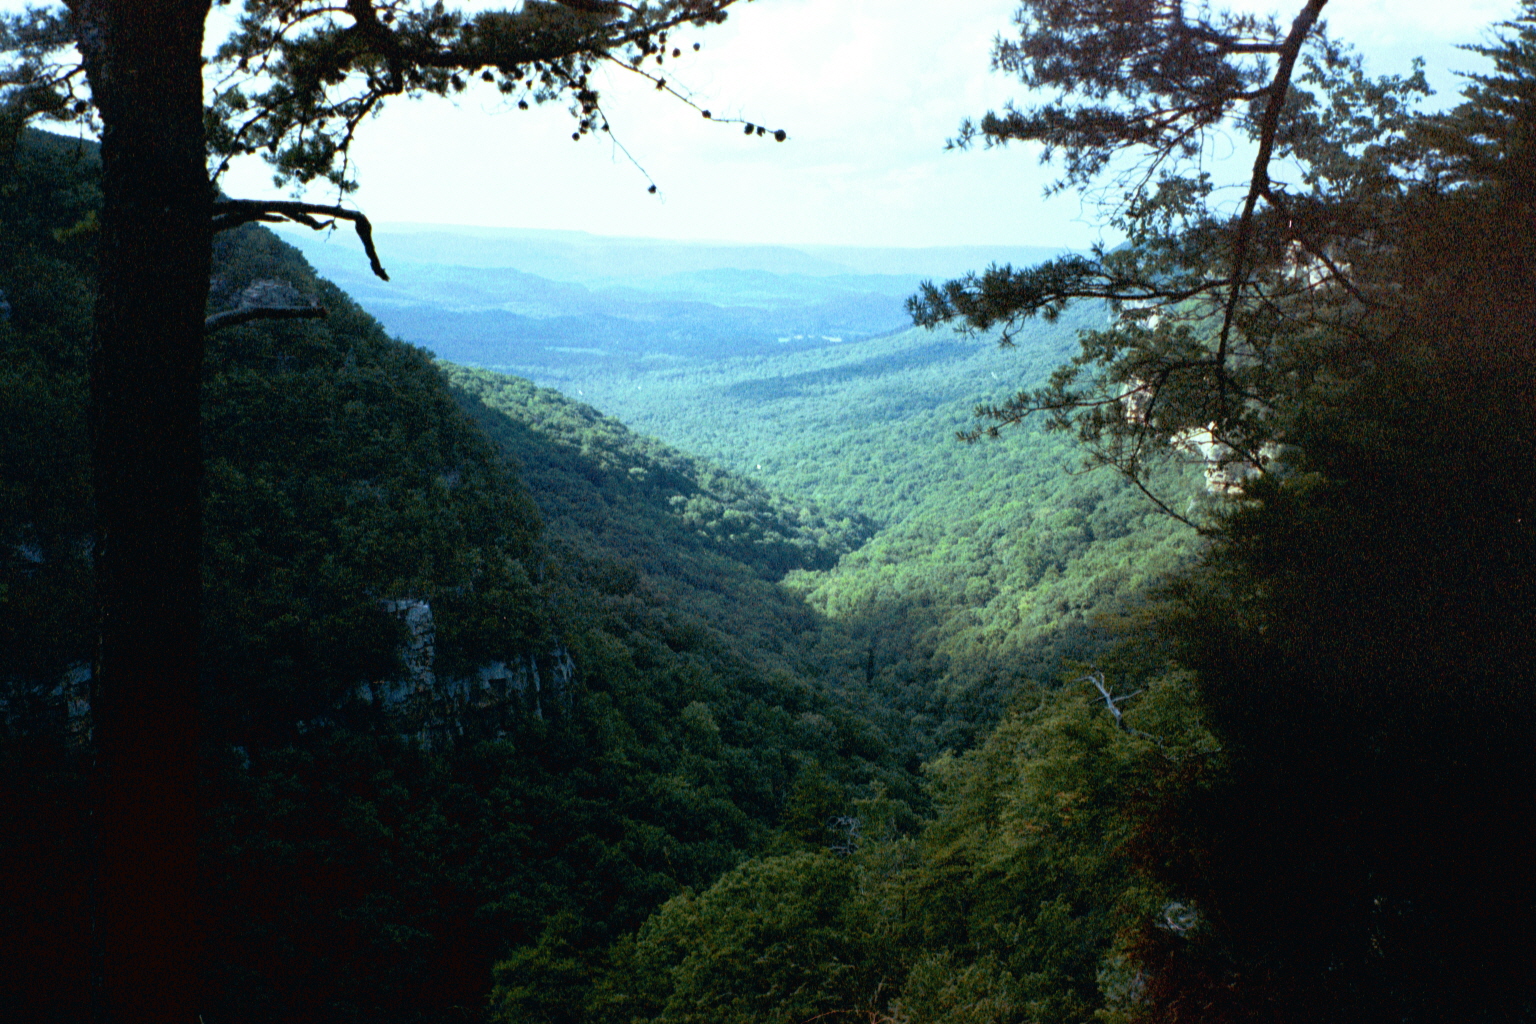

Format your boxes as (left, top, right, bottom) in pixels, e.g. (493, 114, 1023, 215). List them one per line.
(276, 223, 1067, 371)
(280, 222, 1068, 281)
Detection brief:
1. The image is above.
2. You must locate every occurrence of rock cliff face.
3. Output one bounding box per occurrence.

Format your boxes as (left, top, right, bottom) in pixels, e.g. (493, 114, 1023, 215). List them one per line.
(0, 661, 92, 745)
(351, 598, 574, 747)
(1120, 377, 1283, 496)
(2, 599, 568, 749)
(1170, 426, 1283, 496)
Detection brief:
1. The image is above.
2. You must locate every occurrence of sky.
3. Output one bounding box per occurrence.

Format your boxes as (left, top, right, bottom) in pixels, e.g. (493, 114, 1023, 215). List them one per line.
(10, 0, 1525, 249)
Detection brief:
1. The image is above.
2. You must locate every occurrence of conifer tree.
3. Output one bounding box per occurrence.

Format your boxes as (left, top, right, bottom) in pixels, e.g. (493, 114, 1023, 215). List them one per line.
(917, 3, 1536, 1020)
(908, 0, 1433, 514)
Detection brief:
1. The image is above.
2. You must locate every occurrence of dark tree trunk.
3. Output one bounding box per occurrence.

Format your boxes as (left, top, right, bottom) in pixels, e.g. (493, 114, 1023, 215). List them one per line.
(69, 1, 214, 1021)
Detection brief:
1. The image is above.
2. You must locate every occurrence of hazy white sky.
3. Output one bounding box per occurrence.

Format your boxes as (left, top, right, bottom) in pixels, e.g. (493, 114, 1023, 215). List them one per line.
(15, 0, 1526, 248)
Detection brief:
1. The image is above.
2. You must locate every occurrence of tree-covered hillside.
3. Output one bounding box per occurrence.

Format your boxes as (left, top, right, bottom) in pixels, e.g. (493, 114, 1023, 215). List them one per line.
(516, 315, 1202, 749)
(0, 127, 1209, 1024)
(0, 129, 921, 1024)
(14, 0, 1530, 1011)
(546, 4, 1536, 1024)
(442, 366, 873, 583)
(532, 319, 1086, 525)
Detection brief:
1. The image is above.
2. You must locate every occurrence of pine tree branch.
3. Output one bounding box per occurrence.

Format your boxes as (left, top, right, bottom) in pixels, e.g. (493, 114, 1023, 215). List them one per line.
(211, 199, 390, 280)
(1214, 0, 1329, 400)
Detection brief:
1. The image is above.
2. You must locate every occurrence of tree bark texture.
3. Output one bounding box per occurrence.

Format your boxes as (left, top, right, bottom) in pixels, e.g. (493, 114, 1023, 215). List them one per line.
(70, 1, 214, 1021)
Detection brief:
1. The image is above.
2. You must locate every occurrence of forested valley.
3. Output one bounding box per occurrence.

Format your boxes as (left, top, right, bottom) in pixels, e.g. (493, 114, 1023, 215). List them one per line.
(3, 2, 1536, 1023)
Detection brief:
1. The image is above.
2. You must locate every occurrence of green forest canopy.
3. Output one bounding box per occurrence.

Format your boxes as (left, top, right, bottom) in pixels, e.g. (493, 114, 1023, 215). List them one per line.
(3, 0, 1536, 1021)
(0, 124, 1203, 1024)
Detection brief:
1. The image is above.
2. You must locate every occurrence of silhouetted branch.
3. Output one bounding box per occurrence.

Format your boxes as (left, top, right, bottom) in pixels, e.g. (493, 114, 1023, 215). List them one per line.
(1214, 0, 1329, 391)
(1127, 473, 1211, 534)
(211, 199, 389, 280)
(205, 302, 327, 333)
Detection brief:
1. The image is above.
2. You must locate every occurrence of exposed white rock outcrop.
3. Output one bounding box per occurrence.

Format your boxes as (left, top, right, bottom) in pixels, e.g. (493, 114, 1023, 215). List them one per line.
(359, 598, 573, 747)
(1119, 379, 1285, 497)
(1170, 424, 1282, 496)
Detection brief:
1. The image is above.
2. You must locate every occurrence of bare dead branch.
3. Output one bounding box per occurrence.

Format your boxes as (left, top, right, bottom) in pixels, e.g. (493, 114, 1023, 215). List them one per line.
(1081, 671, 1171, 743)
(212, 199, 389, 280)
(612, 56, 789, 138)
(1084, 670, 1134, 728)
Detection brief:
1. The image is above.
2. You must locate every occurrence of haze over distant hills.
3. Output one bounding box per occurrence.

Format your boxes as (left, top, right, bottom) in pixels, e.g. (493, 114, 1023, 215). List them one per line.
(276, 223, 1067, 373)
